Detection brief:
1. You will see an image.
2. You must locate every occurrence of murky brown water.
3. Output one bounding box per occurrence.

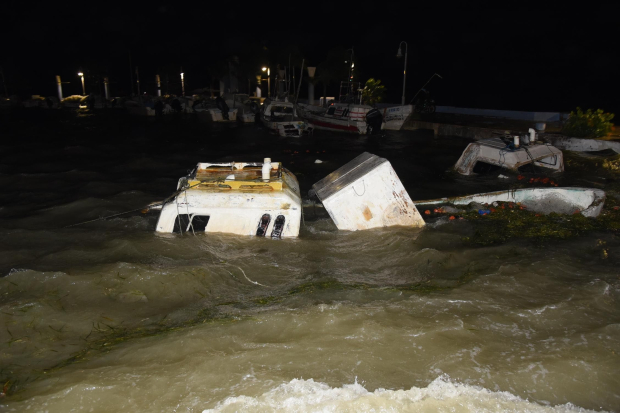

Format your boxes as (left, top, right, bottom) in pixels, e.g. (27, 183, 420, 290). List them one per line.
(1, 110, 619, 412)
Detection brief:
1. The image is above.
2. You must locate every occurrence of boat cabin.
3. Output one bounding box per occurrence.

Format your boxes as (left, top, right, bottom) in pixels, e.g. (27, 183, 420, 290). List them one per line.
(262, 99, 296, 121)
(155, 160, 302, 238)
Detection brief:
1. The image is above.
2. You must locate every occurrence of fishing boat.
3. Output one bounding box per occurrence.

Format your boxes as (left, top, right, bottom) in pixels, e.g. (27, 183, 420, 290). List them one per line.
(414, 187, 606, 217)
(296, 82, 383, 135)
(260, 99, 312, 137)
(151, 159, 302, 237)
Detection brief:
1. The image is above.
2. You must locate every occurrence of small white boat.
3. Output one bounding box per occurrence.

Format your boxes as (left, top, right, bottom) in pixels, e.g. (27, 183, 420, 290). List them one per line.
(152, 159, 301, 237)
(296, 82, 383, 135)
(261, 99, 312, 137)
(297, 102, 382, 135)
(414, 187, 606, 217)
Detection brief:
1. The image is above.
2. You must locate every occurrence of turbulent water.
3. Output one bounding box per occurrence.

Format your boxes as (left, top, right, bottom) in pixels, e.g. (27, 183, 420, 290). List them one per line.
(0, 110, 619, 412)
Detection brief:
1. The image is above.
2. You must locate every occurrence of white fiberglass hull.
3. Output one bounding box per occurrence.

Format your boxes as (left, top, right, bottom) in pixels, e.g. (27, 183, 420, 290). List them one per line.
(381, 105, 413, 130)
(414, 187, 605, 218)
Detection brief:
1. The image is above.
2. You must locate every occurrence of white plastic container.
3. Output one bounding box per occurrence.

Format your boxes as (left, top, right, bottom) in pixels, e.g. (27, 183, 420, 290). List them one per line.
(513, 135, 520, 148)
(262, 158, 272, 181)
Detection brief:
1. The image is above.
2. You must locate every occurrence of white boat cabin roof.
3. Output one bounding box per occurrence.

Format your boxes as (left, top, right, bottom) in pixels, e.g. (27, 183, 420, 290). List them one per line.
(185, 162, 288, 192)
(263, 100, 295, 117)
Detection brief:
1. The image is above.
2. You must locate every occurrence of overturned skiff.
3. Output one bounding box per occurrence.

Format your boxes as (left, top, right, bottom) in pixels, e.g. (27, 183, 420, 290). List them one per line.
(151, 160, 301, 237)
(414, 187, 606, 217)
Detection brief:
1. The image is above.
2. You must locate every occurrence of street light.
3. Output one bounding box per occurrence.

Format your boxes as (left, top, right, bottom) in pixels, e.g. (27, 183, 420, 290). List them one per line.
(262, 66, 270, 97)
(77, 71, 85, 95)
(180, 69, 185, 96)
(346, 48, 354, 82)
(396, 41, 408, 106)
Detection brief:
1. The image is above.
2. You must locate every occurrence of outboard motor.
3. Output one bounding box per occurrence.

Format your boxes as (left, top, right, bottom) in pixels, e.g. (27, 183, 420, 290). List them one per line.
(365, 109, 383, 135)
(215, 96, 230, 120)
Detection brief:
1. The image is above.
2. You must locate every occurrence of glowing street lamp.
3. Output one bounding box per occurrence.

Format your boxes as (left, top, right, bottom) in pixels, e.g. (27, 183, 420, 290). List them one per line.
(345, 48, 354, 81)
(77, 71, 85, 95)
(180, 69, 185, 96)
(396, 41, 408, 105)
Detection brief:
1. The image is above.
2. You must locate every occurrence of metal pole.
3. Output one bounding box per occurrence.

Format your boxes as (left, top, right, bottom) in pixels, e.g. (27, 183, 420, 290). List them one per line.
(401, 42, 408, 106)
(104, 77, 110, 99)
(156, 74, 161, 96)
(180, 68, 185, 96)
(295, 59, 305, 104)
(409, 73, 441, 105)
(56, 75, 63, 100)
(136, 67, 140, 97)
(347, 48, 354, 82)
(267, 67, 270, 98)
(80, 75, 85, 95)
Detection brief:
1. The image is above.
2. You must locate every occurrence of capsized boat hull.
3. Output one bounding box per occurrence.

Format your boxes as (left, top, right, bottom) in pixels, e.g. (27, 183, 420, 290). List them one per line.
(414, 187, 605, 217)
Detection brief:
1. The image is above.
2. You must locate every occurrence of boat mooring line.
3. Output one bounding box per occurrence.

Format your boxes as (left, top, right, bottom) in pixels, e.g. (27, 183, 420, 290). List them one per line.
(64, 181, 207, 229)
(63, 206, 154, 228)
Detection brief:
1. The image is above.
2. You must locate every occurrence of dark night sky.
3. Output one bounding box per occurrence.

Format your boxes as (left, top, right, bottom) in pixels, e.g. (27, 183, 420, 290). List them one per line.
(2, 1, 618, 113)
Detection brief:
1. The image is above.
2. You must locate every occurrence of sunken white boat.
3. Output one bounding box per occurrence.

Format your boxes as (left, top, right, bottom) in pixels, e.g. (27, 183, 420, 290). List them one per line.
(153, 159, 301, 237)
(414, 187, 606, 218)
(260, 99, 311, 137)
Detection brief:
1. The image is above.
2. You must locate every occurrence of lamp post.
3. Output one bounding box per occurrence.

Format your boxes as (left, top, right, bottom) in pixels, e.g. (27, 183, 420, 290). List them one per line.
(396, 41, 408, 106)
(346, 48, 354, 82)
(180, 69, 185, 96)
(77, 71, 85, 95)
(262, 66, 270, 98)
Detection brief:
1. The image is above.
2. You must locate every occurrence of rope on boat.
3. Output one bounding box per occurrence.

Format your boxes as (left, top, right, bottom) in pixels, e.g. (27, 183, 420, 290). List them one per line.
(63, 181, 205, 229)
(63, 206, 152, 228)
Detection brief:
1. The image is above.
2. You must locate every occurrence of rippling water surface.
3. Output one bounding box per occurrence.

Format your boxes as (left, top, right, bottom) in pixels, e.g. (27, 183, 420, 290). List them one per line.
(0, 110, 618, 412)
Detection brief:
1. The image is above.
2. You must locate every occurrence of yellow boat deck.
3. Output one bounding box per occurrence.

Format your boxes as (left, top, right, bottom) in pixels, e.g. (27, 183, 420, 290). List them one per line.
(187, 162, 284, 191)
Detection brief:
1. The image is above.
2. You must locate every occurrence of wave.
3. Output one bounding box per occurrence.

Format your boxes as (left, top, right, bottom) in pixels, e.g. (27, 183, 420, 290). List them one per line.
(202, 377, 602, 413)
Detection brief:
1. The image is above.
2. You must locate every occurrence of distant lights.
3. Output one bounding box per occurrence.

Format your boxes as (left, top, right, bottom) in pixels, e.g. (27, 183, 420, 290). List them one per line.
(77, 72, 83, 76)
(262, 67, 267, 72)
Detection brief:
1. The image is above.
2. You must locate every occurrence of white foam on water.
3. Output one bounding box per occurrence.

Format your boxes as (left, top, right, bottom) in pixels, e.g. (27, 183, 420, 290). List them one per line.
(202, 376, 602, 413)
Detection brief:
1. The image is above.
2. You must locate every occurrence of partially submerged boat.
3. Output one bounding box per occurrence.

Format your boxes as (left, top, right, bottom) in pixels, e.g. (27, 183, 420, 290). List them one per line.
(152, 159, 301, 237)
(414, 187, 606, 217)
(260, 99, 312, 137)
(454, 137, 564, 175)
(297, 82, 383, 135)
(312, 152, 426, 231)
